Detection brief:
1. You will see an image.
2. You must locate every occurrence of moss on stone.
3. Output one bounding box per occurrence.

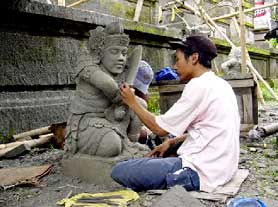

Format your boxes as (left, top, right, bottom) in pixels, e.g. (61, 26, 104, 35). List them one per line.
(80, 40, 87, 49)
(125, 7, 135, 19)
(245, 22, 254, 28)
(108, 1, 124, 17)
(212, 38, 270, 57)
(247, 46, 270, 56)
(212, 38, 231, 48)
(123, 21, 181, 38)
(243, 1, 252, 9)
(107, 1, 150, 22)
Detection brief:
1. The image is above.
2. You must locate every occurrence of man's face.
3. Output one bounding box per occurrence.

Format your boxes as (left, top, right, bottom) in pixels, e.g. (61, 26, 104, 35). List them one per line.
(173, 49, 194, 81)
(101, 46, 128, 75)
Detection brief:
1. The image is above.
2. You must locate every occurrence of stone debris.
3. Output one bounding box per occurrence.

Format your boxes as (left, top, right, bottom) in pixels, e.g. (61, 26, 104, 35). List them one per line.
(153, 185, 205, 207)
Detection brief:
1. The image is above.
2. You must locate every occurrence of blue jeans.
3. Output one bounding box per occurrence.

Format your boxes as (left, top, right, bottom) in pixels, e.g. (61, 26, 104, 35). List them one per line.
(111, 157, 200, 191)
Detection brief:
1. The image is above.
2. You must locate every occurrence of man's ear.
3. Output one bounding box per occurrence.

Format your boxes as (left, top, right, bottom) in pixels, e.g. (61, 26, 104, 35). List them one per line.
(191, 53, 199, 65)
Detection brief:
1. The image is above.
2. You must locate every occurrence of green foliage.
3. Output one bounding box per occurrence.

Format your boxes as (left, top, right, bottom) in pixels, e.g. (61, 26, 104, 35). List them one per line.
(147, 89, 160, 115)
(0, 128, 14, 144)
(268, 38, 278, 49)
(271, 6, 278, 21)
(259, 79, 278, 102)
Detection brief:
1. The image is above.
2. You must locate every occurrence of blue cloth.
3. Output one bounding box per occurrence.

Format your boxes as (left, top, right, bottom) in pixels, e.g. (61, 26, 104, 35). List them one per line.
(155, 67, 179, 82)
(111, 157, 200, 191)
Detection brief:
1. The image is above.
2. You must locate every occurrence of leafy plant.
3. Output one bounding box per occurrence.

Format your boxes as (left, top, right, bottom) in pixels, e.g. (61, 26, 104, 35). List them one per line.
(147, 88, 160, 115)
(259, 79, 278, 102)
(268, 38, 277, 49)
(0, 128, 14, 144)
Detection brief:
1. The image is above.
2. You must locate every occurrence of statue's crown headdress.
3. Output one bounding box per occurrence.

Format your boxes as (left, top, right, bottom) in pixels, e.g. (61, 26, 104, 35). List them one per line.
(88, 22, 130, 61)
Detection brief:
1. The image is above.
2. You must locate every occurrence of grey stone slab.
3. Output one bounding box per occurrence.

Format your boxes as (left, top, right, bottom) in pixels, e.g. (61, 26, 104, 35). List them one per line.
(153, 185, 205, 207)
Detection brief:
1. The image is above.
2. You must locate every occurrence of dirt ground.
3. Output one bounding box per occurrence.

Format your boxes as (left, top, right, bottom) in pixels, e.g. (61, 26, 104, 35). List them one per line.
(1, 102, 278, 207)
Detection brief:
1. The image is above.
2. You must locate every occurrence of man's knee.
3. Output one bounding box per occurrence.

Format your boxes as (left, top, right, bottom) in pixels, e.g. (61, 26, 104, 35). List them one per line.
(111, 162, 126, 183)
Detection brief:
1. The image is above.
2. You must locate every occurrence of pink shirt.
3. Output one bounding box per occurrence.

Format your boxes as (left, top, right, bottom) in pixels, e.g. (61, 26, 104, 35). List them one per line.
(156, 71, 240, 192)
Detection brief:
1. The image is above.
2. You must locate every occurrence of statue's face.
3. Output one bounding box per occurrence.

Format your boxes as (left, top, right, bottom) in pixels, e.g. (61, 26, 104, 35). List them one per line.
(101, 46, 128, 75)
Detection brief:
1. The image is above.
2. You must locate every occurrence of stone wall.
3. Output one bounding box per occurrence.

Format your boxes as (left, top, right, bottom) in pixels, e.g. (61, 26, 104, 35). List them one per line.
(1, 0, 277, 135)
(0, 0, 181, 135)
(66, 0, 159, 24)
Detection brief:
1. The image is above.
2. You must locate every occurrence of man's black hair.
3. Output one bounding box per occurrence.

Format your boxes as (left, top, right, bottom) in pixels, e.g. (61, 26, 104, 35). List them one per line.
(181, 47, 212, 68)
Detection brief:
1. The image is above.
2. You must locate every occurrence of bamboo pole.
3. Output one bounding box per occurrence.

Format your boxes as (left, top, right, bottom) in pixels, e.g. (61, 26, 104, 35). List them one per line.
(0, 133, 54, 150)
(67, 0, 90, 7)
(172, 1, 278, 101)
(13, 126, 51, 141)
(239, 0, 247, 74)
(133, 0, 144, 22)
(232, 17, 265, 104)
(212, 2, 278, 21)
(189, 3, 278, 101)
(58, 0, 65, 6)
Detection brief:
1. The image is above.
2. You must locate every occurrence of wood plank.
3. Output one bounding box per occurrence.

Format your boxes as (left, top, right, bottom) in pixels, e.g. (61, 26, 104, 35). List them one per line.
(242, 89, 253, 124)
(158, 79, 254, 93)
(227, 79, 254, 88)
(158, 84, 185, 93)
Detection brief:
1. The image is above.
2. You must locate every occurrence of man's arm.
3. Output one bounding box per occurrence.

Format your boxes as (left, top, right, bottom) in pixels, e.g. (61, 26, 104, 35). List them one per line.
(120, 83, 168, 136)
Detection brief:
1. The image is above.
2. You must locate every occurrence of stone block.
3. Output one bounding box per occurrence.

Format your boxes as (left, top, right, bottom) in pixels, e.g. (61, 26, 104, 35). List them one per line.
(61, 153, 125, 186)
(153, 185, 205, 207)
(0, 32, 81, 86)
(0, 90, 73, 135)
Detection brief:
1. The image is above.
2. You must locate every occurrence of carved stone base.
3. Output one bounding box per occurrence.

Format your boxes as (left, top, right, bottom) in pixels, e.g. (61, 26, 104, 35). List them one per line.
(61, 153, 128, 186)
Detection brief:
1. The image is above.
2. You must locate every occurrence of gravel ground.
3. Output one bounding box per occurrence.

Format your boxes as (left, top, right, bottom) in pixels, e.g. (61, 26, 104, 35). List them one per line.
(0, 102, 278, 207)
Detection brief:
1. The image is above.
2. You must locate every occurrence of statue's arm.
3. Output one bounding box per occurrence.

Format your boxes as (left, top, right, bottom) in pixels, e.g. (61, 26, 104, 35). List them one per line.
(79, 66, 120, 101)
(127, 97, 147, 142)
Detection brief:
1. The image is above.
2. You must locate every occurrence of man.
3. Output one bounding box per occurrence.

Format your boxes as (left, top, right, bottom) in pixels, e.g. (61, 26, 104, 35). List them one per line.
(111, 35, 240, 192)
(133, 60, 155, 144)
(133, 60, 154, 102)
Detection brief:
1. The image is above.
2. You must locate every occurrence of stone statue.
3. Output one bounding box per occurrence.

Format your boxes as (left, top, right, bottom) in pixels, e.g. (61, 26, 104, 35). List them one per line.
(64, 22, 148, 158)
(221, 47, 242, 77)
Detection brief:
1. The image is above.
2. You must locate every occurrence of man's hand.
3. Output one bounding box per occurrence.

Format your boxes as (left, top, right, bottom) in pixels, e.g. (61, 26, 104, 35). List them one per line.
(120, 83, 136, 107)
(145, 139, 171, 158)
(145, 134, 187, 158)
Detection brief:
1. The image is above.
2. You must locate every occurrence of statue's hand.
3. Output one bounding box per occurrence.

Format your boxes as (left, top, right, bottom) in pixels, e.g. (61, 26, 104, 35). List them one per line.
(114, 105, 126, 121)
(112, 92, 122, 104)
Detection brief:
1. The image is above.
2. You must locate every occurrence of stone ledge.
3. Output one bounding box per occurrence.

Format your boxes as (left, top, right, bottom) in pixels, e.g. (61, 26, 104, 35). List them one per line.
(2, 0, 182, 39)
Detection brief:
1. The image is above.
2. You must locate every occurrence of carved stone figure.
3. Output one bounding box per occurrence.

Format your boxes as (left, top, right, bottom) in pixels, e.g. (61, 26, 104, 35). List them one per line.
(64, 22, 148, 158)
(221, 47, 242, 77)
